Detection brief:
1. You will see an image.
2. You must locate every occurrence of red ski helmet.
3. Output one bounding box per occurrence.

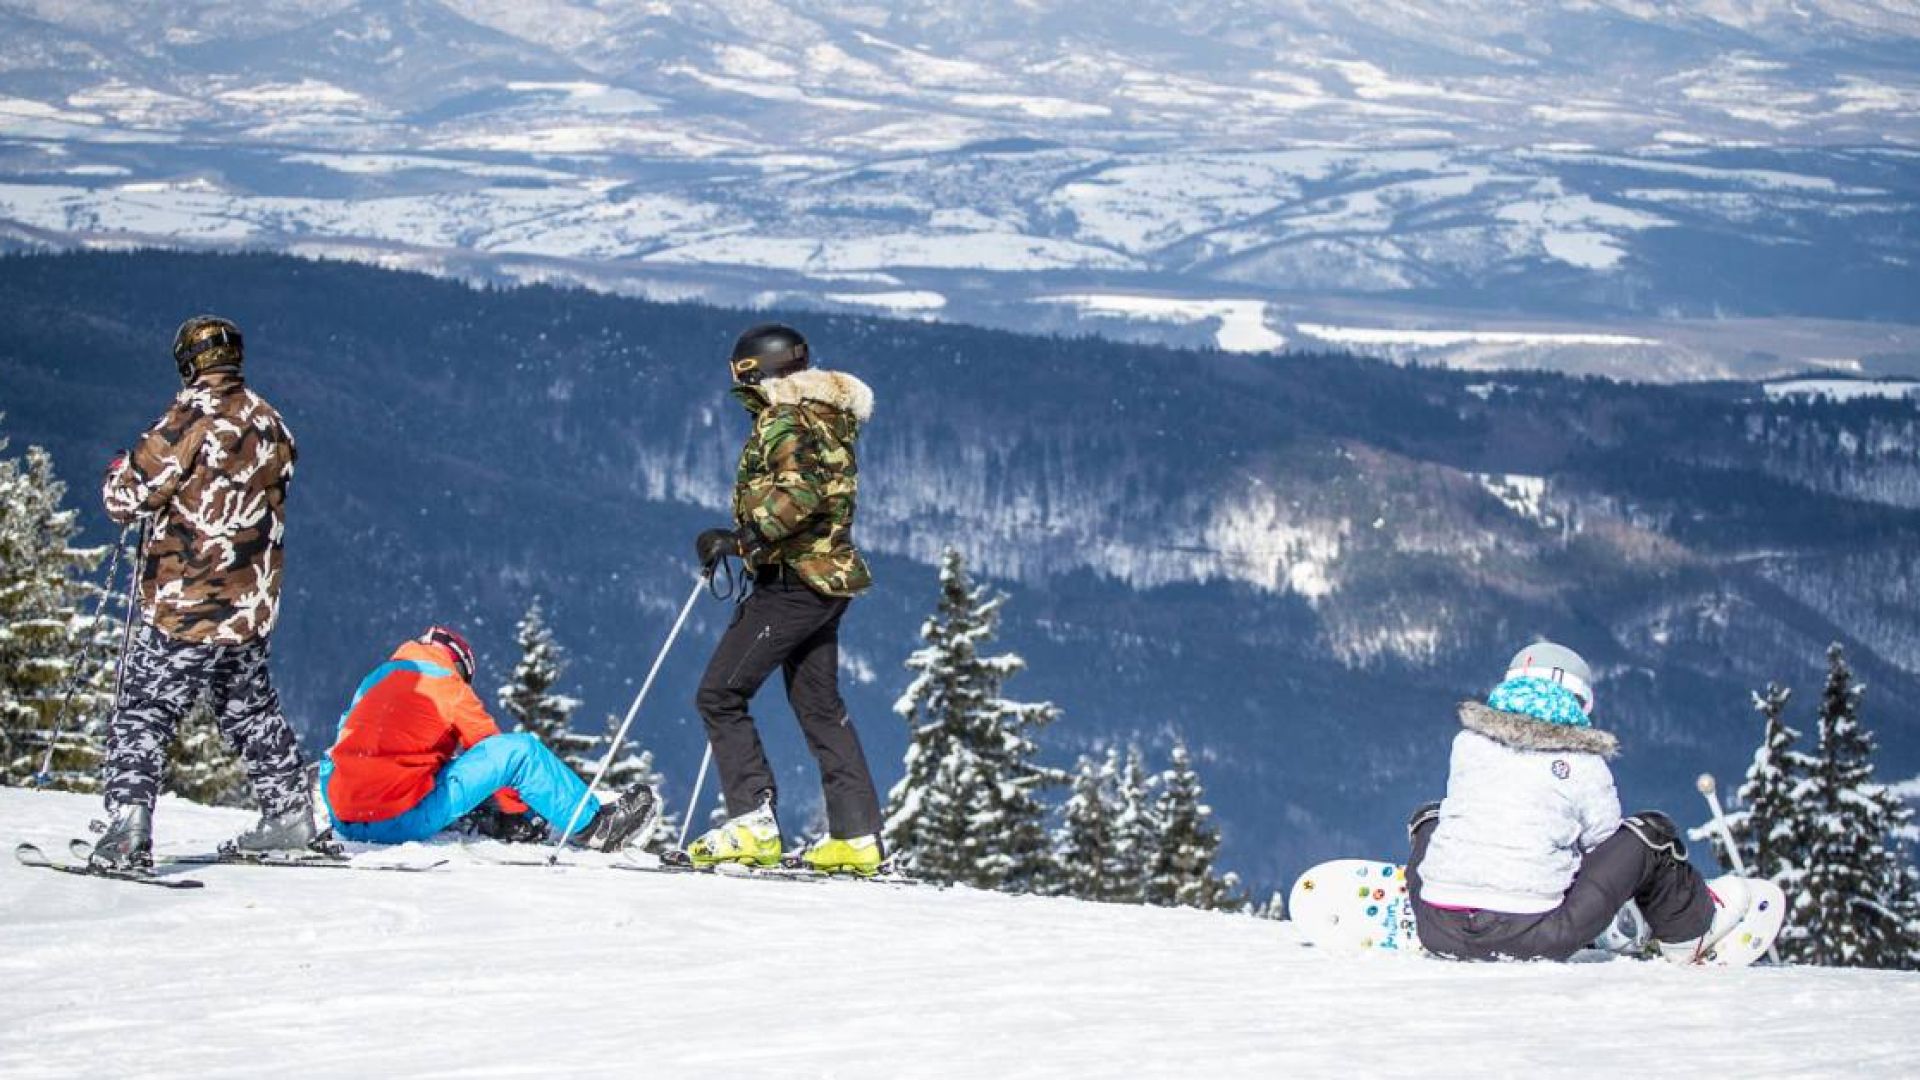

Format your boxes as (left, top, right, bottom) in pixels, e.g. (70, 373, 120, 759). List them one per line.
(420, 625, 476, 683)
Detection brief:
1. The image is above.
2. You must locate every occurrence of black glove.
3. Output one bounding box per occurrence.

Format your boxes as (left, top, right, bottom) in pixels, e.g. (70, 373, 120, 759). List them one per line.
(696, 526, 742, 569)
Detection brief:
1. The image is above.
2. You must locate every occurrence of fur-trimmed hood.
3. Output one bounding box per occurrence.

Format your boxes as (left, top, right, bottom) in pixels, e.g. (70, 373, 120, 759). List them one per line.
(749, 368, 874, 423)
(1457, 699, 1619, 758)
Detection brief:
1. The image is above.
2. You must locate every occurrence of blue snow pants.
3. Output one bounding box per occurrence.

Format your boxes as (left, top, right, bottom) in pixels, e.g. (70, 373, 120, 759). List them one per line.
(327, 733, 596, 843)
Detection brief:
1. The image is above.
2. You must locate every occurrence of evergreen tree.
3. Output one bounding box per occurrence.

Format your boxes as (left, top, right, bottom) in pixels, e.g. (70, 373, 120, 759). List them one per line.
(1725, 684, 1817, 903)
(0, 428, 114, 790)
(1145, 742, 1242, 911)
(1108, 744, 1158, 904)
(1052, 750, 1119, 900)
(1794, 644, 1920, 968)
(883, 549, 1061, 892)
(497, 600, 596, 774)
(164, 697, 250, 807)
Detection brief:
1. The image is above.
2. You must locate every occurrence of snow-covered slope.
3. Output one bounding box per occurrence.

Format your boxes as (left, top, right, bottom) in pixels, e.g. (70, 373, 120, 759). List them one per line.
(4, 787, 1919, 1078)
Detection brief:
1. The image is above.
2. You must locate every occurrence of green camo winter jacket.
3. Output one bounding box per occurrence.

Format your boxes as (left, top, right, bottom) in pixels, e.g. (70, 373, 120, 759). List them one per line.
(730, 367, 874, 597)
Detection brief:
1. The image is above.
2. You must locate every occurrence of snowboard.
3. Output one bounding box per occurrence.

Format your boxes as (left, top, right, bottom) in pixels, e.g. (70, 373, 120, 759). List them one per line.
(1286, 859, 1787, 967)
(1287, 859, 1422, 953)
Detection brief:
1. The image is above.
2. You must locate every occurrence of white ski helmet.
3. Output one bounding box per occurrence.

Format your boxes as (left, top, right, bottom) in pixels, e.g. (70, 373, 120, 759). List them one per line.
(1504, 640, 1594, 714)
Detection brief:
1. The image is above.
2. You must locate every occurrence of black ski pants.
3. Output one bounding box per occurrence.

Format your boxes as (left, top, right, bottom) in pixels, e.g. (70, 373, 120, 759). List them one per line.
(103, 622, 307, 818)
(1406, 814, 1714, 961)
(694, 572, 881, 838)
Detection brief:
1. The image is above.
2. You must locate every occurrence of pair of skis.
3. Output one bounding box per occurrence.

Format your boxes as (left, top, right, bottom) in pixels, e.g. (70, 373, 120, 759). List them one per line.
(14, 838, 447, 888)
(479, 845, 922, 887)
(624, 848, 921, 887)
(17, 833, 918, 889)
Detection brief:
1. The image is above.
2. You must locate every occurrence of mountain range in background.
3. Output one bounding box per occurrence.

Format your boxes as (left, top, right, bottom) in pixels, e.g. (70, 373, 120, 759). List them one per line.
(4, 249, 1918, 894)
(2, 0, 1918, 381)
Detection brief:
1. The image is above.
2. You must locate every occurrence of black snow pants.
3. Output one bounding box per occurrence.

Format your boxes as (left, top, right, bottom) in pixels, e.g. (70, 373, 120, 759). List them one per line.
(103, 622, 307, 817)
(1407, 814, 1714, 961)
(694, 570, 882, 838)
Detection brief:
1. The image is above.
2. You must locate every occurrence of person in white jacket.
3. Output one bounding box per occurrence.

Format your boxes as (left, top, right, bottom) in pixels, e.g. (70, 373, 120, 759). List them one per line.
(1406, 641, 1720, 961)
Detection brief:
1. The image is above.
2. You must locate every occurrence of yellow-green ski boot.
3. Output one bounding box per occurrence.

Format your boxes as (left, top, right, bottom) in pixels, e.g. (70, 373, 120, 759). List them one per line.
(684, 802, 782, 868)
(798, 835, 883, 877)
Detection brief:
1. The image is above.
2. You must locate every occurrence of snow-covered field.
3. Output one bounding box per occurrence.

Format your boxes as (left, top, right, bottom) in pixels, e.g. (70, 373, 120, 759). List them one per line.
(5, 788, 1917, 1079)
(1763, 379, 1920, 403)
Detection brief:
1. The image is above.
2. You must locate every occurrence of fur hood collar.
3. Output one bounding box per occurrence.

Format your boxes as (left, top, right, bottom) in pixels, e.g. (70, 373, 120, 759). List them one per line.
(750, 368, 875, 422)
(1457, 700, 1619, 758)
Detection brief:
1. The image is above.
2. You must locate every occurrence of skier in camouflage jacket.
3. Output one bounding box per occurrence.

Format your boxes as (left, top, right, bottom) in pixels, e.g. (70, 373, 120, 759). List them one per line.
(88, 316, 314, 872)
(685, 324, 884, 871)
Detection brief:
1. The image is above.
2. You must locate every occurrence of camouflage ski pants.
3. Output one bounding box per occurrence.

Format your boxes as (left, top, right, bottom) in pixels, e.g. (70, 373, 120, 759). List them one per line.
(103, 621, 307, 817)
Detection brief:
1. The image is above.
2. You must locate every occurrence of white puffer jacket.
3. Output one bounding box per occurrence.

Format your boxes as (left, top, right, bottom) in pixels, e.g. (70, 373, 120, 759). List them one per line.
(1417, 701, 1622, 914)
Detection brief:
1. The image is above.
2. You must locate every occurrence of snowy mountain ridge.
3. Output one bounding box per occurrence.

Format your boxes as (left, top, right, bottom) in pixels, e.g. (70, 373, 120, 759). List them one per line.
(2, 0, 1918, 380)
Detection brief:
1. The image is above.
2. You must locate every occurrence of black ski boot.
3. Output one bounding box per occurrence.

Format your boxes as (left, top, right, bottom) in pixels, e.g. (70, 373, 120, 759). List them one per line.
(223, 802, 320, 856)
(576, 785, 661, 852)
(90, 805, 154, 873)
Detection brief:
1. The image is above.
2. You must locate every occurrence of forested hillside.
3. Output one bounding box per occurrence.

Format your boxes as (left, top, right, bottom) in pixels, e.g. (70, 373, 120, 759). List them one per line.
(3, 249, 1916, 890)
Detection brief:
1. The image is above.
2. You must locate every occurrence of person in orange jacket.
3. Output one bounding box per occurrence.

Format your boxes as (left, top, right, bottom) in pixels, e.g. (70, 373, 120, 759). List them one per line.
(320, 626, 657, 849)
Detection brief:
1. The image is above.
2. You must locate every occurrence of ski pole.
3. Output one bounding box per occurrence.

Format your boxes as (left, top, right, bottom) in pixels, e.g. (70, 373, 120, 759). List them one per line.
(1695, 772, 1750, 876)
(1698, 773, 1780, 964)
(32, 522, 138, 785)
(676, 741, 714, 851)
(548, 575, 706, 862)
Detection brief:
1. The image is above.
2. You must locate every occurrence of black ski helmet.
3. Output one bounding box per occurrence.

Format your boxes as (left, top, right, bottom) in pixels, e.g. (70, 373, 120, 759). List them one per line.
(728, 323, 809, 385)
(171, 315, 244, 382)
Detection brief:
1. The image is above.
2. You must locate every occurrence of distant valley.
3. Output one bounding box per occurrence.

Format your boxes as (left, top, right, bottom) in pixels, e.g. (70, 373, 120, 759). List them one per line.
(2, 1, 1918, 380)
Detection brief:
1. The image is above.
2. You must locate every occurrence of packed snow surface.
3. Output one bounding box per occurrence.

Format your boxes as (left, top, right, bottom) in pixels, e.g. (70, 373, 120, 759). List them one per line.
(5, 788, 1918, 1079)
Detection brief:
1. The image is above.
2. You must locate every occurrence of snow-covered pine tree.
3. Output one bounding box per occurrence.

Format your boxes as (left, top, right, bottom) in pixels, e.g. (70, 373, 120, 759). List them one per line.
(1728, 684, 1817, 896)
(1145, 742, 1242, 911)
(1108, 744, 1158, 904)
(883, 548, 1062, 892)
(496, 600, 596, 774)
(1794, 644, 1920, 968)
(1052, 750, 1119, 900)
(164, 696, 250, 807)
(0, 429, 114, 790)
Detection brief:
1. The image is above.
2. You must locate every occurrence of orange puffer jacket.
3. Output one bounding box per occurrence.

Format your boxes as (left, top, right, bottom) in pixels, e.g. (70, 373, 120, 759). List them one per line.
(324, 640, 529, 823)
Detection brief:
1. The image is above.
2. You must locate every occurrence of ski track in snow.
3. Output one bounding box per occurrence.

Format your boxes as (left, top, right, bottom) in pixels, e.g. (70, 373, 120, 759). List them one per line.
(3, 788, 1917, 1079)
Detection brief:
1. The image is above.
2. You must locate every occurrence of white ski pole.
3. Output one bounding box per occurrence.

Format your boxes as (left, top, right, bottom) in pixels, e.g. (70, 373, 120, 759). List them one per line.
(676, 741, 714, 851)
(1695, 773, 1750, 877)
(549, 576, 706, 862)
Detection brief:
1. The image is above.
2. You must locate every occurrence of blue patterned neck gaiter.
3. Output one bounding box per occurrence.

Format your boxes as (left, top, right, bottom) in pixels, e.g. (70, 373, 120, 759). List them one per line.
(1486, 676, 1592, 729)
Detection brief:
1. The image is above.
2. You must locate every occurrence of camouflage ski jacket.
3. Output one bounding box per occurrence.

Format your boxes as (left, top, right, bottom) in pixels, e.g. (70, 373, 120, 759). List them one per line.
(731, 368, 874, 598)
(101, 369, 296, 645)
